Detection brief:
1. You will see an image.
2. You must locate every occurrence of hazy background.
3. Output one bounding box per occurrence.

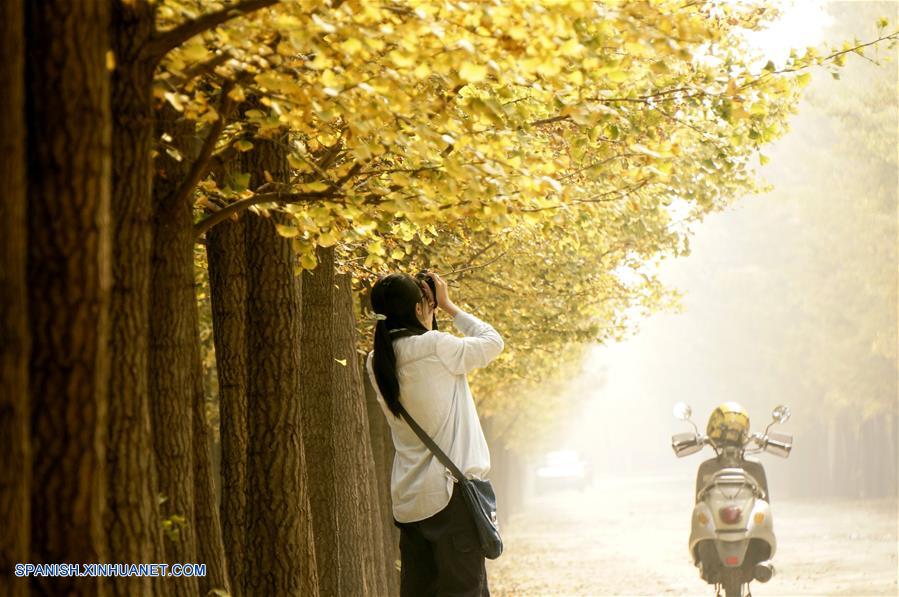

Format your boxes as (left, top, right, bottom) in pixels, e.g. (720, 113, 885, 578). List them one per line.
(486, 2, 898, 594)
(556, 0, 898, 501)
(489, 3, 898, 594)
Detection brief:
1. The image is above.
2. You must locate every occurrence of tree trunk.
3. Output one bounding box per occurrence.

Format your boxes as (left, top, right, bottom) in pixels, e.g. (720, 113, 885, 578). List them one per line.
(150, 109, 230, 595)
(364, 371, 401, 594)
(193, 369, 231, 597)
(24, 2, 111, 594)
(207, 217, 249, 596)
(149, 116, 201, 596)
(0, 2, 29, 595)
(241, 138, 319, 596)
(107, 3, 169, 595)
(301, 246, 345, 595)
(333, 275, 386, 597)
(887, 413, 898, 498)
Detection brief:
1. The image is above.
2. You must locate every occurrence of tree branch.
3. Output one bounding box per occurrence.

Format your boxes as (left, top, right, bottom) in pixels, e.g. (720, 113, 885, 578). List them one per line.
(447, 251, 507, 278)
(531, 114, 571, 127)
(334, 162, 364, 187)
(194, 190, 342, 237)
(316, 139, 345, 172)
(172, 81, 238, 210)
(146, 0, 279, 62)
(181, 51, 232, 84)
(460, 241, 498, 270)
(737, 30, 899, 92)
(518, 179, 651, 213)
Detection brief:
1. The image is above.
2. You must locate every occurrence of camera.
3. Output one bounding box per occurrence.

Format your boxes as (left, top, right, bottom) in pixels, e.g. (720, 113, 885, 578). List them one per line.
(416, 270, 437, 303)
(415, 270, 439, 331)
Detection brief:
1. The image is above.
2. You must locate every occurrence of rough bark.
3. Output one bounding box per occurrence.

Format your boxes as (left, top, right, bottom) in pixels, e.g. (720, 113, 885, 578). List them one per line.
(243, 139, 319, 596)
(333, 275, 384, 597)
(107, 3, 168, 595)
(149, 114, 201, 597)
(300, 246, 342, 595)
(364, 368, 401, 593)
(24, 2, 111, 594)
(193, 366, 231, 597)
(207, 217, 249, 596)
(0, 2, 29, 595)
(150, 109, 230, 596)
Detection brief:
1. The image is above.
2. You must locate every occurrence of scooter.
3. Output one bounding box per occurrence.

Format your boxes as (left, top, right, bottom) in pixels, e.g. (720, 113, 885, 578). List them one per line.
(671, 403, 793, 597)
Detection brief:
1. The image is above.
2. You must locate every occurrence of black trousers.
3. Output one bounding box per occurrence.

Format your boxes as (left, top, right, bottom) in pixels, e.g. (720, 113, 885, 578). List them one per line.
(395, 483, 490, 597)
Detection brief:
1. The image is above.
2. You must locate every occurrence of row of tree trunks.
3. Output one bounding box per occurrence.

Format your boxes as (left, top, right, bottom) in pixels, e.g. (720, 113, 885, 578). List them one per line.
(107, 2, 168, 596)
(205, 164, 400, 597)
(780, 410, 898, 500)
(364, 372, 401, 594)
(0, 1, 29, 595)
(242, 138, 319, 596)
(858, 413, 898, 499)
(24, 2, 113, 596)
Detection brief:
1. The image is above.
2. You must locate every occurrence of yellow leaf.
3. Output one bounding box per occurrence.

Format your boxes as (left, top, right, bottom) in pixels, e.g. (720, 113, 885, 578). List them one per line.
(459, 62, 488, 83)
(536, 61, 561, 77)
(163, 92, 184, 112)
(321, 69, 340, 88)
(275, 224, 299, 238)
(630, 144, 663, 158)
(300, 181, 330, 193)
(308, 53, 332, 70)
(299, 251, 317, 270)
(228, 86, 246, 102)
(334, 358, 347, 367)
(318, 228, 340, 247)
(182, 43, 209, 62)
(340, 38, 364, 55)
(389, 50, 416, 68)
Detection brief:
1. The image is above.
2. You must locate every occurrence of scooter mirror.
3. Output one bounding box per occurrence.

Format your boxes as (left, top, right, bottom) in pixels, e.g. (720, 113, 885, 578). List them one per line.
(771, 405, 791, 424)
(673, 402, 692, 421)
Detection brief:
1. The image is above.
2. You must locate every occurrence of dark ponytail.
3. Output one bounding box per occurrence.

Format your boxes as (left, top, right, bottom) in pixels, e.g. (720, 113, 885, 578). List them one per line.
(370, 274, 430, 417)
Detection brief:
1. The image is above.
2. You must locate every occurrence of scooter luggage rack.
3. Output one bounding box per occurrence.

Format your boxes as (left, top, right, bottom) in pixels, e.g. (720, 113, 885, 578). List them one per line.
(697, 468, 766, 501)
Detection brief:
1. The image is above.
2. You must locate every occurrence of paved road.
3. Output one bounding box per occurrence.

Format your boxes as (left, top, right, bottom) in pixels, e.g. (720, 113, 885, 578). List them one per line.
(486, 476, 898, 596)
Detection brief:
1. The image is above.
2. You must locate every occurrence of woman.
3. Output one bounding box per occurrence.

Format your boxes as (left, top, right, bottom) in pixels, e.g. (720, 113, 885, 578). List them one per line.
(365, 271, 504, 597)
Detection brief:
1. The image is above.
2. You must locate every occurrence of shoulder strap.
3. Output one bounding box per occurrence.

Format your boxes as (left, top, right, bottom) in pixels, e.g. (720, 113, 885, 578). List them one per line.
(396, 404, 465, 481)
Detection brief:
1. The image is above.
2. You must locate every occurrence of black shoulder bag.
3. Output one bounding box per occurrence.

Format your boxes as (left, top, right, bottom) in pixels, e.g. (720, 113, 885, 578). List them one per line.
(396, 404, 503, 560)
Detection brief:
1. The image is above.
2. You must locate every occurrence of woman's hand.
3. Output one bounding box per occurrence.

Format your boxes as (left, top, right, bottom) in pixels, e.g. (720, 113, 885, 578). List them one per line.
(427, 272, 459, 317)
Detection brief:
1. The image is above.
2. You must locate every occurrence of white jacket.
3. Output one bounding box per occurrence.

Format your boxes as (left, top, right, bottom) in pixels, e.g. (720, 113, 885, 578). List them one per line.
(365, 310, 504, 523)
